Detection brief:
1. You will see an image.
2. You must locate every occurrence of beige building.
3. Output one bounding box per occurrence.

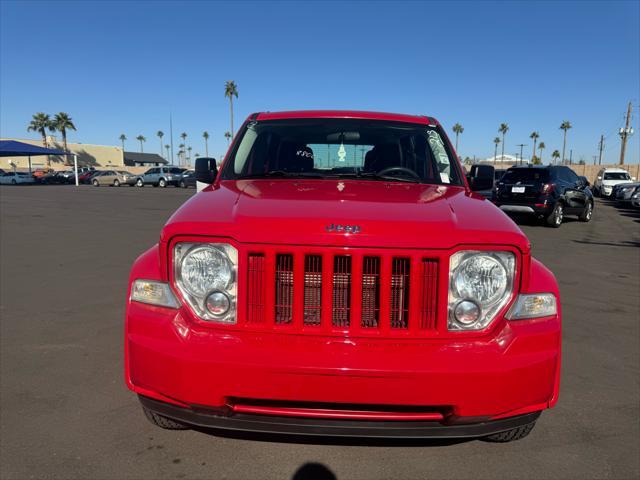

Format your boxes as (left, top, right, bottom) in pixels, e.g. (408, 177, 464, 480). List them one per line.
(1, 136, 167, 171)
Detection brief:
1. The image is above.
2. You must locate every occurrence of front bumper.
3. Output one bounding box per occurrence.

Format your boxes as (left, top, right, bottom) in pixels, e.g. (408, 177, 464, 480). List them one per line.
(139, 395, 541, 438)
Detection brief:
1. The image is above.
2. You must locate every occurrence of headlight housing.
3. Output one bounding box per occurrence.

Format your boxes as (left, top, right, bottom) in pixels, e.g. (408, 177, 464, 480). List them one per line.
(448, 251, 515, 330)
(174, 242, 238, 323)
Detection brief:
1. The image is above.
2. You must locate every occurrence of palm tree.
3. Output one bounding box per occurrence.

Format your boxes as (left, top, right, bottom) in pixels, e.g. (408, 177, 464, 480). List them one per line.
(224, 80, 239, 137)
(224, 131, 232, 146)
(180, 132, 187, 150)
(52, 112, 76, 153)
(493, 137, 501, 166)
(529, 131, 539, 164)
(136, 135, 146, 153)
(27, 113, 52, 147)
(560, 121, 572, 164)
(187, 146, 192, 162)
(552, 149, 560, 165)
(165, 144, 170, 159)
(452, 123, 464, 152)
(157, 131, 164, 157)
(119, 134, 127, 151)
(202, 131, 210, 157)
(538, 142, 546, 164)
(498, 123, 509, 162)
(178, 143, 185, 166)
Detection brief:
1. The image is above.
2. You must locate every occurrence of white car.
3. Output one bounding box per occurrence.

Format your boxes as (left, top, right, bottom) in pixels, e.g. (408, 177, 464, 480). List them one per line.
(593, 168, 635, 197)
(0, 172, 35, 185)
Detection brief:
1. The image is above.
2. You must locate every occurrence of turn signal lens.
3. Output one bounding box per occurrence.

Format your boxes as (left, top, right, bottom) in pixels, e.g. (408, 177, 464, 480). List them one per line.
(131, 280, 180, 308)
(506, 293, 557, 320)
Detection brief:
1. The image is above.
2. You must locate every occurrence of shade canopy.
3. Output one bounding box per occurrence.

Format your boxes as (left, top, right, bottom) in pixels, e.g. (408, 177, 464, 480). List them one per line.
(0, 140, 67, 157)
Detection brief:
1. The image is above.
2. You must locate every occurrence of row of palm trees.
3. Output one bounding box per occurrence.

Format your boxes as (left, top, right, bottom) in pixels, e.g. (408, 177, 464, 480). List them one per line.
(453, 120, 573, 165)
(27, 112, 76, 152)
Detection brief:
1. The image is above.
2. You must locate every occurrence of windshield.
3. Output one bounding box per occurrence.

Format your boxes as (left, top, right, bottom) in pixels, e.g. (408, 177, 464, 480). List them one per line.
(604, 172, 630, 180)
(500, 169, 550, 183)
(220, 119, 463, 185)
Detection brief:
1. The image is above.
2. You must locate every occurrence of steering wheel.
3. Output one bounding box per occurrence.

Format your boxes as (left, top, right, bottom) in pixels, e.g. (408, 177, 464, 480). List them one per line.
(376, 166, 421, 180)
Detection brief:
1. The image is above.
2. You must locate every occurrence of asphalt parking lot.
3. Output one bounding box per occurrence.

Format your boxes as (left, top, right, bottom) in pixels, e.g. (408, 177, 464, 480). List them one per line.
(1, 185, 638, 480)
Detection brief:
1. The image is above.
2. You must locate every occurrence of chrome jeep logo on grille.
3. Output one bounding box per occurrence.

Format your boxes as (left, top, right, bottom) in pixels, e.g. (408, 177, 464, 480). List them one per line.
(325, 223, 361, 234)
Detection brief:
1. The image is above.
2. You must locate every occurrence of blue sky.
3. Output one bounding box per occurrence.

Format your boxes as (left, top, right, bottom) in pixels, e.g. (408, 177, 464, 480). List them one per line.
(1, 0, 638, 164)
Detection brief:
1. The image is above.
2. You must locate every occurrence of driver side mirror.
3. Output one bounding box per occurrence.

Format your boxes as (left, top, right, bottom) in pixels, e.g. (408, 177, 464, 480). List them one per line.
(468, 164, 495, 191)
(195, 157, 218, 185)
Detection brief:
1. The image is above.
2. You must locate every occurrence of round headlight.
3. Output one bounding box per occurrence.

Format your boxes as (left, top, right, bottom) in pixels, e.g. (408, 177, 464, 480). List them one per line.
(180, 246, 232, 297)
(453, 255, 507, 305)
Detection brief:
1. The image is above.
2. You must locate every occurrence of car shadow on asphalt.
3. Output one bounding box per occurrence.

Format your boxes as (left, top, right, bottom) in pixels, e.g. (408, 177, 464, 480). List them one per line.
(190, 425, 472, 447)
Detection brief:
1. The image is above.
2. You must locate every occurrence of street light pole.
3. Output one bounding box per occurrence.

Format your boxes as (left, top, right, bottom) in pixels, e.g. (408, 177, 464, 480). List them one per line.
(516, 144, 527, 165)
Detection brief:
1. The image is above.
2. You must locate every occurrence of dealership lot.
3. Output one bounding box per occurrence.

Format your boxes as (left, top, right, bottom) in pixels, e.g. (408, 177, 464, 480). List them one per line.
(0, 186, 638, 480)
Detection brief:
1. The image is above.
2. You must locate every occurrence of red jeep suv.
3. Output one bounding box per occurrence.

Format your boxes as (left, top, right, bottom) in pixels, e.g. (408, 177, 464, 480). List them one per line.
(125, 111, 561, 442)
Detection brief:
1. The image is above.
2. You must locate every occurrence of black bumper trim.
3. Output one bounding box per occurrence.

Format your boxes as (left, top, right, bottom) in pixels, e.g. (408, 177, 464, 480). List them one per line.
(139, 396, 541, 439)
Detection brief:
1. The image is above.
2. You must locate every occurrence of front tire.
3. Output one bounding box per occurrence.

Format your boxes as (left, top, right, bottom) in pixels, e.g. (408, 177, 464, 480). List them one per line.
(142, 407, 188, 430)
(545, 202, 563, 228)
(158, 178, 167, 188)
(114, 179, 120, 187)
(136, 178, 144, 187)
(92, 179, 99, 187)
(179, 180, 186, 188)
(482, 421, 536, 443)
(579, 201, 593, 222)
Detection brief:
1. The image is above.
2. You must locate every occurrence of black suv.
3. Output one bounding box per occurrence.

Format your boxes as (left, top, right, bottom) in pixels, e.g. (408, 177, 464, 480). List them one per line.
(492, 165, 594, 227)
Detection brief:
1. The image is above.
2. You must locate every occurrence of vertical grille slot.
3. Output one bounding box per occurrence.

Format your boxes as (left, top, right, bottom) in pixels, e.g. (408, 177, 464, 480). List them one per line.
(390, 258, 410, 329)
(303, 255, 322, 326)
(332, 255, 352, 327)
(421, 259, 439, 330)
(275, 254, 294, 324)
(361, 256, 380, 328)
(247, 254, 265, 323)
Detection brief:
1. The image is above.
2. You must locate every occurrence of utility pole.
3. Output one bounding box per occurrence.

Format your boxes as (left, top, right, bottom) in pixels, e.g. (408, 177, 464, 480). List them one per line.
(592, 155, 598, 165)
(569, 149, 573, 165)
(598, 134, 604, 165)
(169, 113, 175, 166)
(516, 144, 526, 165)
(619, 101, 634, 165)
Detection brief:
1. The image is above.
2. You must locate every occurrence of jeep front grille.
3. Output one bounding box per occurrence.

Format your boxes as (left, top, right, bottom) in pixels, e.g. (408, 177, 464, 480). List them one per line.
(246, 249, 440, 336)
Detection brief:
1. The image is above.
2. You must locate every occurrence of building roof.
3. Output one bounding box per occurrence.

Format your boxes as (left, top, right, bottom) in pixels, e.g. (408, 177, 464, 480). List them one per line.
(255, 110, 438, 125)
(123, 151, 168, 165)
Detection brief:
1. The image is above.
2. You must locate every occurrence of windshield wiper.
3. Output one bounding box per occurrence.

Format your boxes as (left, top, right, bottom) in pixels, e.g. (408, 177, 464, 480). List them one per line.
(237, 170, 325, 179)
(355, 171, 421, 183)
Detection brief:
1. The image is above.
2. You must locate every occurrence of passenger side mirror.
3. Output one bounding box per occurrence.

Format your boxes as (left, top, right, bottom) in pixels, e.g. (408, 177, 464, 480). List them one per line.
(578, 176, 590, 187)
(468, 164, 495, 191)
(195, 157, 218, 185)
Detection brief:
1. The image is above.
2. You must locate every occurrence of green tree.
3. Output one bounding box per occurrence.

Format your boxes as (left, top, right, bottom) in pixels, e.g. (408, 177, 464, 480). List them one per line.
(498, 123, 509, 162)
(552, 149, 560, 165)
(560, 121, 572, 163)
(224, 131, 232, 146)
(178, 143, 185, 165)
(165, 144, 170, 159)
(452, 123, 464, 152)
(52, 112, 76, 153)
(538, 141, 546, 163)
(157, 131, 164, 157)
(119, 134, 127, 151)
(529, 131, 539, 163)
(224, 80, 239, 136)
(493, 137, 501, 165)
(187, 146, 192, 162)
(136, 135, 146, 153)
(27, 112, 52, 147)
(202, 131, 210, 157)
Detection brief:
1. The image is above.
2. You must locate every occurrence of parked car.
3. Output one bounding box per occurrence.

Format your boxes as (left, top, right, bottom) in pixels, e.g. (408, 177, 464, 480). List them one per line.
(592, 168, 635, 197)
(178, 169, 196, 188)
(38, 171, 69, 184)
(91, 170, 135, 187)
(493, 165, 593, 227)
(613, 182, 640, 205)
(631, 187, 640, 208)
(126, 110, 561, 442)
(0, 172, 36, 185)
(136, 166, 186, 187)
(79, 170, 100, 184)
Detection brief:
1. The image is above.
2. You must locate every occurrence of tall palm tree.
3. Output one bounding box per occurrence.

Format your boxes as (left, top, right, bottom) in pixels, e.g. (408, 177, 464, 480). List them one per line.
(493, 137, 501, 166)
(178, 143, 185, 166)
(224, 80, 239, 137)
(498, 123, 509, 162)
(187, 146, 192, 162)
(27, 113, 52, 148)
(452, 123, 464, 152)
(165, 144, 170, 159)
(119, 134, 127, 151)
(180, 132, 187, 150)
(529, 131, 539, 163)
(136, 135, 146, 153)
(224, 131, 232, 146)
(538, 142, 546, 164)
(202, 131, 210, 157)
(552, 149, 560, 165)
(559, 121, 572, 164)
(157, 131, 164, 157)
(52, 112, 76, 152)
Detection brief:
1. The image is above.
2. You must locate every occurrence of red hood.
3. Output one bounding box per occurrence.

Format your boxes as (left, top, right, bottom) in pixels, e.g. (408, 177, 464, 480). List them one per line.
(161, 180, 530, 252)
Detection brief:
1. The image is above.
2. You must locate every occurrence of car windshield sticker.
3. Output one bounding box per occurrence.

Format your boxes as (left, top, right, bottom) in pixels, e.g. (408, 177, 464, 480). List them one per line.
(427, 131, 450, 166)
(440, 172, 450, 183)
(337, 142, 347, 162)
